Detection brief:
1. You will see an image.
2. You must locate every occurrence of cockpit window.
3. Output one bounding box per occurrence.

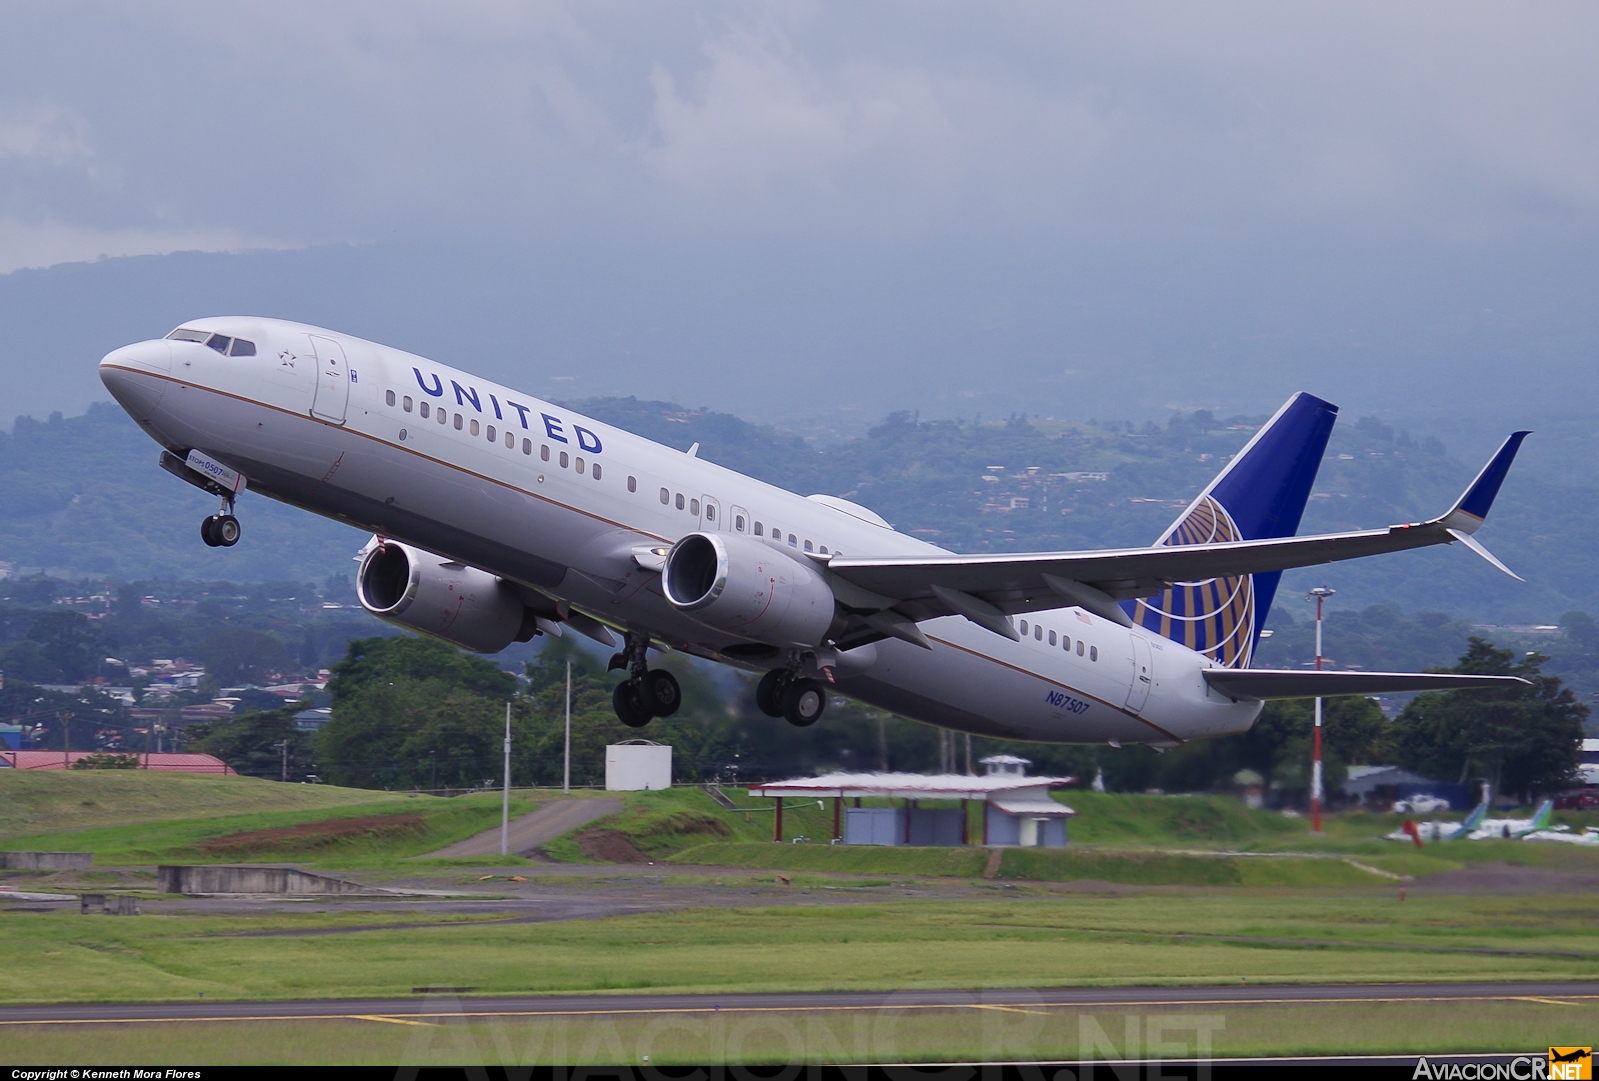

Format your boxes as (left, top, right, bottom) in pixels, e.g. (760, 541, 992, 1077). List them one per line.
(228, 338, 256, 356)
(205, 334, 232, 353)
(166, 328, 210, 342)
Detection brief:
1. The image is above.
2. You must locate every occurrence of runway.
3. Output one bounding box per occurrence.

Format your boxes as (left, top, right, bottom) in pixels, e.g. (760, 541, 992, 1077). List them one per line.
(2, 981, 1595, 1026)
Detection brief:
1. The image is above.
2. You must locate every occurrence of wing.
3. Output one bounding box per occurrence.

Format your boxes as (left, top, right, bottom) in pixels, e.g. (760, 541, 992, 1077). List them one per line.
(821, 431, 1530, 645)
(1201, 669, 1529, 701)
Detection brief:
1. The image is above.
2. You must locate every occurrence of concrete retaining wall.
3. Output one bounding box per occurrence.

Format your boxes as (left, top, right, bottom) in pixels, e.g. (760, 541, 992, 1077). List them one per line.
(1, 852, 93, 870)
(157, 864, 386, 895)
(80, 893, 141, 915)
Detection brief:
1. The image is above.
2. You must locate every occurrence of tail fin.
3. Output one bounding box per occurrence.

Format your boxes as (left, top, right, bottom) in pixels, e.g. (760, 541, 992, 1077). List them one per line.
(1125, 392, 1338, 668)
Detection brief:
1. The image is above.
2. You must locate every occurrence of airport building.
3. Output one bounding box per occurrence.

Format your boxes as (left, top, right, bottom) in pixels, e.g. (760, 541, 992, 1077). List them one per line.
(747, 755, 1075, 847)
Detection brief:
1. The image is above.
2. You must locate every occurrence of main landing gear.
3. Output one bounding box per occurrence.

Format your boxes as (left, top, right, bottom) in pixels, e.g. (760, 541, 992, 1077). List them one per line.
(200, 497, 241, 548)
(756, 669, 827, 728)
(608, 630, 681, 728)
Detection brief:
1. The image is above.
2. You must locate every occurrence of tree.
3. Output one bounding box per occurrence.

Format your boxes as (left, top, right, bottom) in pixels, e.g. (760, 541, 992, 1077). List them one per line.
(186, 705, 316, 780)
(195, 627, 290, 686)
(0, 611, 108, 683)
(1393, 638, 1586, 801)
(318, 635, 519, 788)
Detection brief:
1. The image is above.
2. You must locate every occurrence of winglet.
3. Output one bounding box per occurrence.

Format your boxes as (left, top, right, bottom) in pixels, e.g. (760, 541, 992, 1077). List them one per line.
(1443, 431, 1531, 534)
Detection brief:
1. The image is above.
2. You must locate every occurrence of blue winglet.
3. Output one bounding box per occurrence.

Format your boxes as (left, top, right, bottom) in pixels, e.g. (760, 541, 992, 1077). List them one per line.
(1450, 431, 1531, 526)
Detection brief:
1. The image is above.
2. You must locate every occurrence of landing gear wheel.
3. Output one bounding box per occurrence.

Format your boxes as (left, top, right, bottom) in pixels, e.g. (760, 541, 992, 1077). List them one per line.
(755, 670, 785, 718)
(201, 514, 241, 548)
(640, 669, 681, 717)
(780, 678, 826, 727)
(612, 681, 653, 728)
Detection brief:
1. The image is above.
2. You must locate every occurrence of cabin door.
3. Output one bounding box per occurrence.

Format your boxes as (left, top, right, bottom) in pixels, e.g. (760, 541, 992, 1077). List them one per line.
(308, 335, 350, 424)
(1125, 633, 1154, 715)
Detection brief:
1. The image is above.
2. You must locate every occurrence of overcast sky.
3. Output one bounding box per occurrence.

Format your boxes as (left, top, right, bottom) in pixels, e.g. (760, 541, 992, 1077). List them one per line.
(2, 2, 1596, 270)
(1, 2, 1596, 444)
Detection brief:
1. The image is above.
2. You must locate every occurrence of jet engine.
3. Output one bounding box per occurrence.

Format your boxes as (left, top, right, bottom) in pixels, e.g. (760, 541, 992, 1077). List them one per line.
(662, 532, 842, 647)
(356, 540, 537, 653)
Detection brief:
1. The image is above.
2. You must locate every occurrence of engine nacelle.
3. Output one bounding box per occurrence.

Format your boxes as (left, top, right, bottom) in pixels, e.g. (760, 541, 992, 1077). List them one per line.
(662, 532, 841, 647)
(357, 540, 534, 654)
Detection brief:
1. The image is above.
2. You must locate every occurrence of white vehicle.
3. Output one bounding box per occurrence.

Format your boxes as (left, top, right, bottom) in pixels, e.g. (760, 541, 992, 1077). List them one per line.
(1470, 798, 1554, 840)
(99, 318, 1528, 743)
(1393, 794, 1451, 815)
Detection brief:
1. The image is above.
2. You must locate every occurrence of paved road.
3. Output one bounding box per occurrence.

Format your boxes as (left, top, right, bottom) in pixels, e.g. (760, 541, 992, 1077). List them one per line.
(2, 982, 1594, 1025)
(423, 797, 622, 859)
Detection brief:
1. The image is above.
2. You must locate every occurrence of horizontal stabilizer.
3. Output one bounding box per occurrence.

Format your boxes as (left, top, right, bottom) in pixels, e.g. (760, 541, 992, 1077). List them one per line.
(1203, 669, 1528, 701)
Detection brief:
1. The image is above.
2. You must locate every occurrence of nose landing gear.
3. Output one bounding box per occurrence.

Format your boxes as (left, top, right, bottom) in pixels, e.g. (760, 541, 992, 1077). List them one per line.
(200, 497, 241, 548)
(608, 630, 682, 727)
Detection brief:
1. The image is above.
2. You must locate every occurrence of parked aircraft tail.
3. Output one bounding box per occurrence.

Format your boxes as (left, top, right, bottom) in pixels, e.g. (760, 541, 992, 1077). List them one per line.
(1125, 392, 1338, 668)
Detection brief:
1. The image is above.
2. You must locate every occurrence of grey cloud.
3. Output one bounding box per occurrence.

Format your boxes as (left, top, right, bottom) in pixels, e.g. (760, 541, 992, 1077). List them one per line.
(0, 1, 1596, 266)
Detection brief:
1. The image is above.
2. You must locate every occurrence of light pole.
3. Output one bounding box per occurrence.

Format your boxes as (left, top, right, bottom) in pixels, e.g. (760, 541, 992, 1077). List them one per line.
(500, 702, 511, 856)
(563, 660, 572, 794)
(1306, 586, 1335, 834)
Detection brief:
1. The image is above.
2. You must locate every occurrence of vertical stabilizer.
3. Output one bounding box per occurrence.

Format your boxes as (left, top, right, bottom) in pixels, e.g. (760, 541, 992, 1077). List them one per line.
(1124, 392, 1338, 668)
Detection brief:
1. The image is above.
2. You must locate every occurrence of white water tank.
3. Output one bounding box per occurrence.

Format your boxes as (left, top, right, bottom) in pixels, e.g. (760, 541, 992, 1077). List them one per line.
(605, 741, 672, 791)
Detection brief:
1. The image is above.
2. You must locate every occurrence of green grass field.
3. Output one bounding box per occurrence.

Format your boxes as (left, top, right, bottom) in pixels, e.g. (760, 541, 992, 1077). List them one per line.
(0, 770, 415, 837)
(0, 788, 540, 866)
(6, 891, 1599, 1006)
(3, 998, 1593, 1066)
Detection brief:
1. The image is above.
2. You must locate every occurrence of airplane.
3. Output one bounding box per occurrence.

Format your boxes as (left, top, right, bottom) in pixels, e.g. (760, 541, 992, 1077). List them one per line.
(98, 317, 1531, 747)
(1522, 824, 1599, 845)
(1386, 795, 1489, 843)
(1470, 798, 1554, 839)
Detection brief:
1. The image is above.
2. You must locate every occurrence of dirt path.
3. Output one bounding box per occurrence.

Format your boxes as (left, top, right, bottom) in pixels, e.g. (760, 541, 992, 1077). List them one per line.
(422, 798, 623, 859)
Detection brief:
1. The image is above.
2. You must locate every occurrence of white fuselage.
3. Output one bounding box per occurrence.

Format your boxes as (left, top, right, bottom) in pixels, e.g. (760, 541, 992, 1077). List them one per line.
(99, 317, 1263, 746)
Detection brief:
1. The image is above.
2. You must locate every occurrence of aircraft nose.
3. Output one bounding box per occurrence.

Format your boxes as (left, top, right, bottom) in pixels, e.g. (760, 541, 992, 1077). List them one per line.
(99, 340, 173, 422)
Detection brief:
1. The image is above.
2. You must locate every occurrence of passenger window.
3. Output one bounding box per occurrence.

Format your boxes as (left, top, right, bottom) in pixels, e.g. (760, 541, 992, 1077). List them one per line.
(419, 401, 430, 418)
(504, 431, 513, 449)
(454, 414, 463, 430)
(437, 407, 447, 424)
(541, 445, 550, 461)
(754, 522, 763, 536)
(559, 451, 569, 469)
(470, 419, 480, 436)
(403, 396, 413, 412)
(628, 476, 637, 493)
(1034, 625, 1043, 641)
(689, 498, 699, 515)
(1091, 645, 1099, 662)
(385, 390, 396, 407)
(576, 457, 585, 474)
(1020, 620, 1028, 635)
(592, 463, 601, 480)
(675, 493, 684, 510)
(1063, 635, 1070, 651)
(486, 424, 495, 441)
(205, 334, 231, 353)
(1077, 640, 1085, 656)
(735, 515, 745, 531)
(522, 439, 531, 455)
(788, 534, 797, 547)
(706, 504, 715, 521)
(819, 546, 828, 555)
(1048, 630, 1056, 646)
(660, 488, 670, 504)
(803, 539, 813, 552)
(229, 339, 256, 356)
